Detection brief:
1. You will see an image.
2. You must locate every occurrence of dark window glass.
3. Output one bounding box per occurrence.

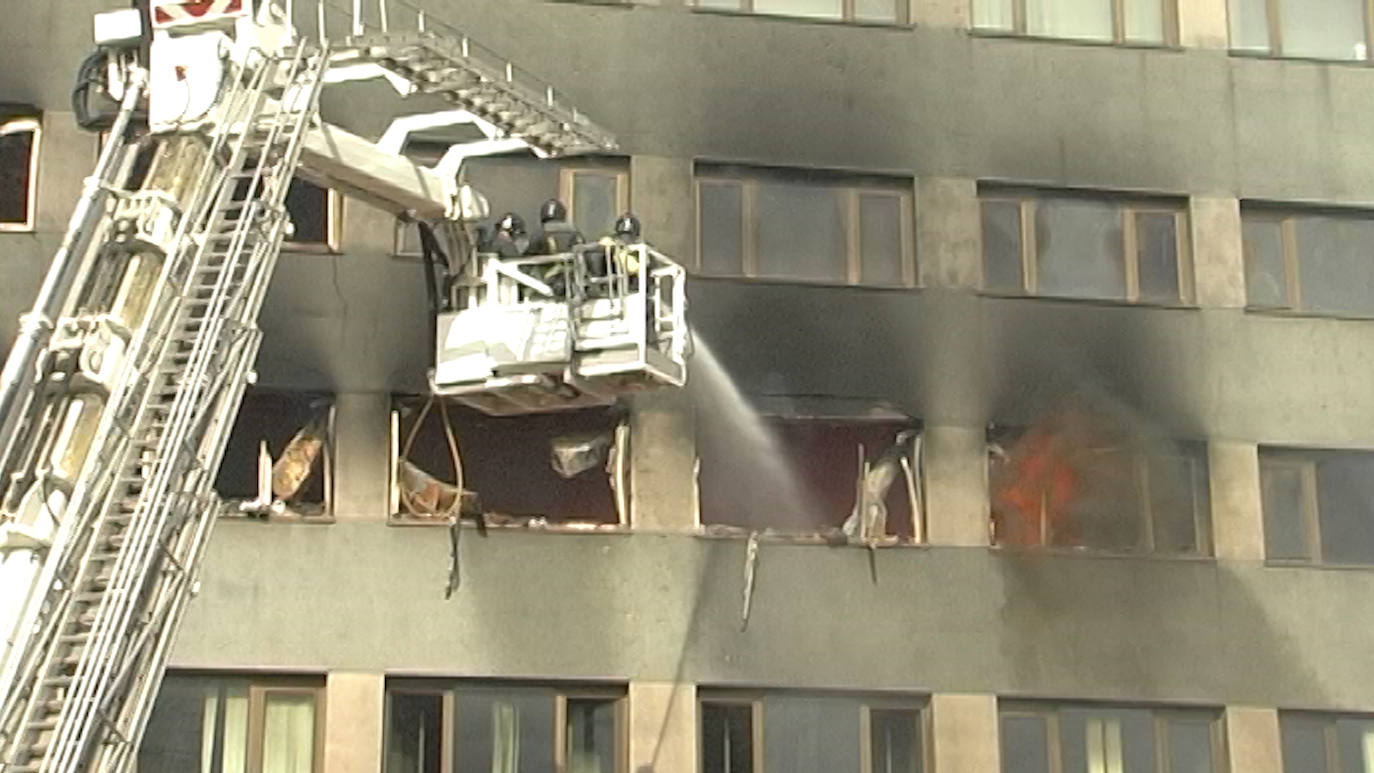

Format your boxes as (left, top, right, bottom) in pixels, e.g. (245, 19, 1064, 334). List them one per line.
(755, 182, 845, 283)
(454, 686, 555, 773)
(1136, 211, 1181, 303)
(762, 694, 861, 773)
(1242, 217, 1287, 308)
(1293, 215, 1374, 317)
(387, 692, 443, 773)
(1260, 462, 1309, 560)
(566, 699, 619, 773)
(870, 710, 921, 773)
(1280, 713, 1331, 773)
(982, 200, 1024, 293)
(1166, 719, 1214, 773)
(0, 124, 35, 225)
(285, 179, 330, 245)
(1001, 714, 1051, 773)
(572, 171, 618, 239)
(1149, 454, 1203, 555)
(1315, 454, 1374, 565)
(860, 193, 905, 286)
(700, 182, 744, 275)
(1034, 198, 1125, 301)
(702, 703, 754, 773)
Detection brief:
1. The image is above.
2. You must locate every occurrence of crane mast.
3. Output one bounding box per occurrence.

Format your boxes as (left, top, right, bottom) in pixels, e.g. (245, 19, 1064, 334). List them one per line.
(0, 2, 688, 770)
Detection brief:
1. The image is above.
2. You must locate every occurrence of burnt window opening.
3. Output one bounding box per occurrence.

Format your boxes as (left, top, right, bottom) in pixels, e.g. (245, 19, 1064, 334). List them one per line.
(391, 396, 628, 527)
(284, 178, 339, 251)
(988, 417, 1210, 556)
(0, 116, 40, 229)
(698, 411, 922, 541)
(215, 389, 334, 519)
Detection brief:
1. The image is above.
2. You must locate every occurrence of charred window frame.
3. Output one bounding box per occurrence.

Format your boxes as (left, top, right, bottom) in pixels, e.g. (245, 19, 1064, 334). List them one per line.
(139, 672, 326, 773)
(696, 410, 924, 542)
(1240, 204, 1374, 318)
(383, 680, 627, 773)
(1277, 711, 1374, 773)
(1260, 448, 1374, 566)
(0, 116, 41, 231)
(559, 165, 629, 241)
(1228, 0, 1374, 61)
(696, 165, 917, 288)
(389, 396, 630, 528)
(988, 426, 1211, 556)
(283, 179, 342, 253)
(214, 389, 336, 520)
(692, 0, 909, 25)
(979, 187, 1195, 306)
(972, 0, 1178, 45)
(999, 701, 1223, 773)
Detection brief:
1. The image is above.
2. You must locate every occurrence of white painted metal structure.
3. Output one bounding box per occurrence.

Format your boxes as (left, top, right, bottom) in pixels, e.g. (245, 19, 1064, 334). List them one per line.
(0, 1, 685, 770)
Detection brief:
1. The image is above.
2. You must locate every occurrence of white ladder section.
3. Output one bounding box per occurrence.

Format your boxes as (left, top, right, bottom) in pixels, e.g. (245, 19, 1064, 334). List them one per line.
(0, 43, 328, 773)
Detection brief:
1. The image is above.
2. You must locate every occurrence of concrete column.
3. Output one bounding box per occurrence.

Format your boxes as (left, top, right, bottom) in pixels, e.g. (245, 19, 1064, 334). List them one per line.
(924, 425, 990, 547)
(1209, 441, 1265, 561)
(1224, 706, 1283, 773)
(910, 0, 970, 28)
(628, 681, 697, 773)
(1191, 196, 1246, 309)
(332, 392, 391, 521)
(630, 155, 696, 269)
(631, 391, 698, 532)
(916, 177, 982, 291)
(322, 671, 385, 773)
(930, 693, 1000, 773)
(1178, 0, 1230, 50)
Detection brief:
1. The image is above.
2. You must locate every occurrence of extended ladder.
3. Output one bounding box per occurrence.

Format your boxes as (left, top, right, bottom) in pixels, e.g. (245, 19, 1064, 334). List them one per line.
(0, 43, 328, 772)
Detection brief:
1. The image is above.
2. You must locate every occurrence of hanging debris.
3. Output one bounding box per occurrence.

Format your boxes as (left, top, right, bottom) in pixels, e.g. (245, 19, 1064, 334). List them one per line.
(842, 429, 921, 543)
(549, 430, 615, 478)
(397, 458, 483, 518)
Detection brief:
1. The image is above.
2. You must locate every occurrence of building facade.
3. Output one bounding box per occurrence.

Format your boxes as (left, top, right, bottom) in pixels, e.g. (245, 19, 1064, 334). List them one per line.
(4, 0, 1374, 771)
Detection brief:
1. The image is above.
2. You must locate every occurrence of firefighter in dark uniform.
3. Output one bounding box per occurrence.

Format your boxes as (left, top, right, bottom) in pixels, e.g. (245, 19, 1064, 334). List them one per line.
(480, 212, 528, 258)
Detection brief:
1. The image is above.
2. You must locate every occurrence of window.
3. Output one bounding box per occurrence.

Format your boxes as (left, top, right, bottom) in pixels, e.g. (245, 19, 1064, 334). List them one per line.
(561, 166, 628, 241)
(980, 188, 1193, 304)
(989, 418, 1211, 555)
(1260, 448, 1374, 565)
(390, 396, 628, 527)
(697, 410, 921, 540)
(1000, 702, 1220, 773)
(1241, 207, 1374, 317)
(283, 179, 341, 252)
(694, 0, 905, 23)
(697, 167, 915, 287)
(216, 389, 335, 519)
(0, 116, 40, 230)
(383, 681, 625, 773)
(138, 673, 323, 773)
(1279, 712, 1374, 773)
(973, 0, 1175, 44)
(701, 693, 926, 773)
(1228, 0, 1372, 60)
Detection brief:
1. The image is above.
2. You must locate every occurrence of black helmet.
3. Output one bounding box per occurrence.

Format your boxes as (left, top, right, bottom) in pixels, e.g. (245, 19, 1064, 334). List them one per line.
(496, 212, 525, 236)
(613, 212, 641, 241)
(539, 198, 568, 224)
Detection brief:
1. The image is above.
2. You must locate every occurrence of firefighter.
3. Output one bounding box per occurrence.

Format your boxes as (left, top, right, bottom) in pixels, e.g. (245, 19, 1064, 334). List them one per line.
(525, 198, 584, 255)
(481, 212, 527, 258)
(581, 212, 644, 291)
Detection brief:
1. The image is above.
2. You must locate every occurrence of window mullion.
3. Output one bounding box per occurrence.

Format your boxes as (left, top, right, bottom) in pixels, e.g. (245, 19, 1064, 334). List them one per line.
(1021, 198, 1036, 293)
(1281, 217, 1301, 310)
(1267, 0, 1283, 55)
(1013, 0, 1027, 34)
(1123, 206, 1141, 302)
(846, 189, 862, 285)
(1112, 0, 1127, 43)
(742, 182, 758, 277)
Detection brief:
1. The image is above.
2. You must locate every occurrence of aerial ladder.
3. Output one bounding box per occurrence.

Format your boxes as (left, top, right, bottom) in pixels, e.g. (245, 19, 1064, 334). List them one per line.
(0, 1, 689, 770)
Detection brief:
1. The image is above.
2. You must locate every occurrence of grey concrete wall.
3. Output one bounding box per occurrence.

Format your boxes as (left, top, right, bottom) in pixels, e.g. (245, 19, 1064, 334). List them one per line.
(172, 521, 1374, 712)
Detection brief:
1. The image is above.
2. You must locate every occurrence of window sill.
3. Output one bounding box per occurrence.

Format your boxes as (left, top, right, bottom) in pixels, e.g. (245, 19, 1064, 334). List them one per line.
(977, 289, 1201, 311)
(0, 224, 36, 234)
(693, 271, 919, 292)
(222, 507, 334, 524)
(689, 6, 909, 30)
(968, 27, 1182, 52)
(1244, 305, 1374, 323)
(389, 514, 628, 532)
(697, 524, 923, 547)
(991, 543, 1215, 562)
(281, 242, 341, 255)
(1228, 48, 1373, 67)
(1264, 558, 1374, 572)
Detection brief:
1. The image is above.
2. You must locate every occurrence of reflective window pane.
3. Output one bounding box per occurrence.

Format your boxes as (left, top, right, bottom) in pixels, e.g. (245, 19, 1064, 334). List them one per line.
(860, 194, 905, 285)
(1280, 714, 1331, 773)
(763, 694, 861, 773)
(1242, 218, 1288, 308)
(753, 0, 843, 18)
(1136, 211, 1181, 303)
(697, 0, 743, 8)
(702, 703, 754, 773)
(1315, 454, 1374, 565)
(567, 699, 619, 773)
(0, 124, 35, 225)
(1167, 719, 1215, 773)
(854, 0, 898, 22)
(1001, 715, 1051, 773)
(572, 171, 618, 239)
(870, 710, 922, 773)
(1335, 717, 1374, 773)
(699, 182, 744, 276)
(1123, 0, 1165, 43)
(1149, 454, 1202, 555)
(982, 199, 1024, 293)
(1034, 197, 1125, 300)
(387, 692, 443, 773)
(455, 687, 556, 773)
(972, 0, 1015, 30)
(1228, 0, 1271, 51)
(755, 182, 846, 283)
(1026, 0, 1113, 40)
(1293, 214, 1374, 317)
(262, 692, 316, 773)
(1261, 462, 1309, 560)
(1277, 0, 1368, 60)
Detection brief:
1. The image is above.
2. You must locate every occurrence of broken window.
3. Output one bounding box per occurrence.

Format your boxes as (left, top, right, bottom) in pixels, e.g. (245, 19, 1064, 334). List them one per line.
(979, 187, 1192, 305)
(391, 396, 628, 527)
(1260, 448, 1374, 565)
(215, 389, 334, 519)
(1000, 702, 1220, 773)
(1241, 205, 1374, 317)
(1279, 711, 1374, 773)
(696, 165, 915, 288)
(988, 412, 1210, 555)
(138, 672, 323, 773)
(698, 409, 922, 541)
(973, 0, 1172, 44)
(283, 179, 340, 251)
(384, 680, 623, 773)
(0, 116, 40, 229)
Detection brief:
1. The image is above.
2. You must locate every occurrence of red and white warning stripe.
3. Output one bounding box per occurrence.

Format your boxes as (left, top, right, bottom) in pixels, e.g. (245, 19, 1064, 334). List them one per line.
(152, 0, 246, 28)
